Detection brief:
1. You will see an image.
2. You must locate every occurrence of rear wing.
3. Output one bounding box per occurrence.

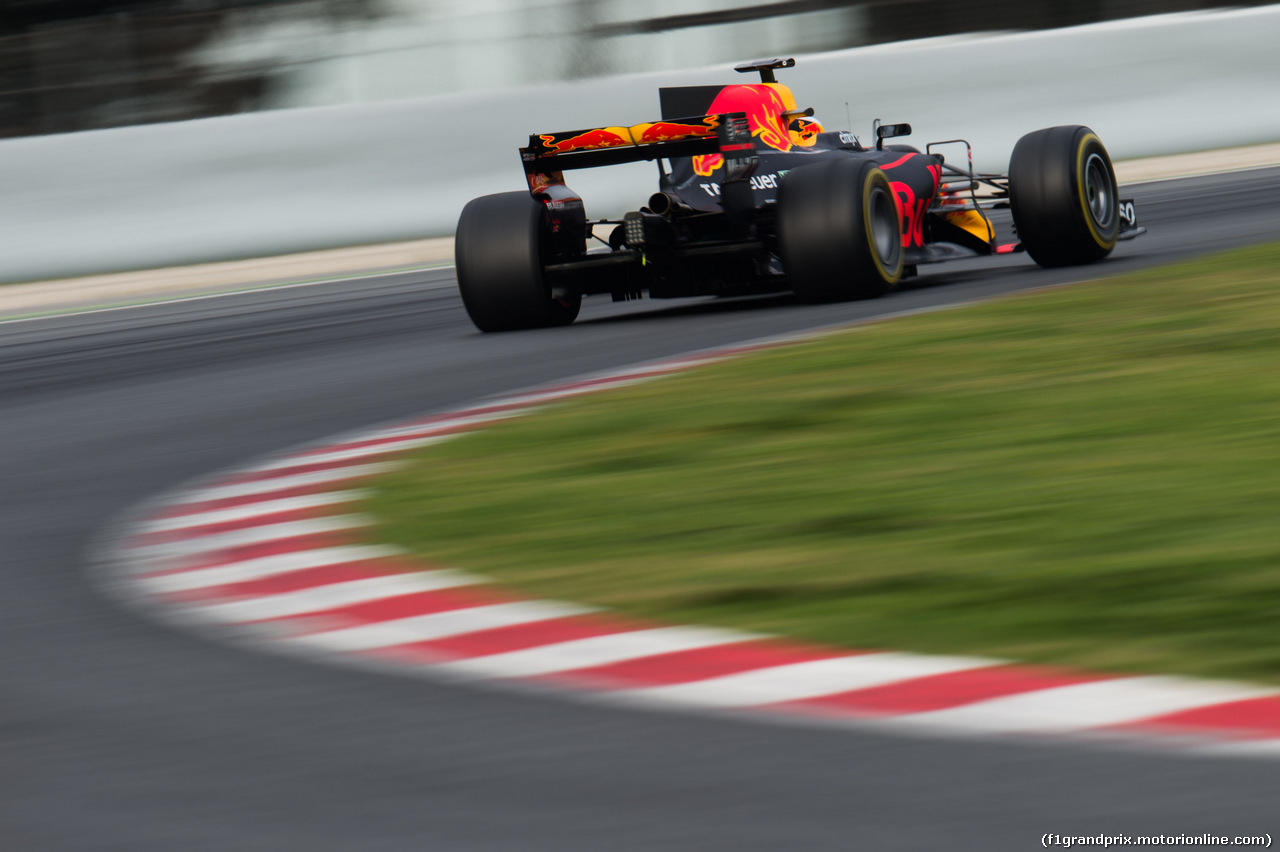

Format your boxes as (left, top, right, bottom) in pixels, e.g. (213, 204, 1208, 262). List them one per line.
(520, 112, 752, 176)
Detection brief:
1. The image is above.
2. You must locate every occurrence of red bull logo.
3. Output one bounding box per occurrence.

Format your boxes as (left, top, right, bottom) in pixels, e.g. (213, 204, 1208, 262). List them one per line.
(538, 117, 719, 155)
(693, 153, 724, 177)
(706, 84, 793, 153)
(539, 127, 631, 154)
(527, 170, 565, 194)
(634, 119, 718, 145)
(691, 84, 793, 176)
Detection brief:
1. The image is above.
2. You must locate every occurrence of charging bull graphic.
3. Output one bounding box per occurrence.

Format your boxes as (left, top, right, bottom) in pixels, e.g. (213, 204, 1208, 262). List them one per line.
(634, 120, 719, 144)
(537, 118, 721, 156)
(693, 84, 795, 176)
(539, 128, 631, 154)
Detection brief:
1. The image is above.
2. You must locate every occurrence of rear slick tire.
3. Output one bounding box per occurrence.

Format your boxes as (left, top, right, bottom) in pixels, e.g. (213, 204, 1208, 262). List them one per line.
(1009, 125, 1120, 268)
(777, 158, 903, 303)
(455, 191, 582, 332)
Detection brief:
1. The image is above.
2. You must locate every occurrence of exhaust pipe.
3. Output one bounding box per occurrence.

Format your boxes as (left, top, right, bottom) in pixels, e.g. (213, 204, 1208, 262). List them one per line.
(648, 191, 691, 218)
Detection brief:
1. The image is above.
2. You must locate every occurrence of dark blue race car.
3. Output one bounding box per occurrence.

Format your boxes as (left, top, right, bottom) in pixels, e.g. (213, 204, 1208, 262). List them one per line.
(455, 57, 1145, 332)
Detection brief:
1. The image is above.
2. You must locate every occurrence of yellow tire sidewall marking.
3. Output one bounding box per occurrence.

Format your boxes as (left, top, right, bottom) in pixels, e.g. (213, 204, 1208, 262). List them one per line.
(863, 167, 903, 283)
(1076, 133, 1118, 251)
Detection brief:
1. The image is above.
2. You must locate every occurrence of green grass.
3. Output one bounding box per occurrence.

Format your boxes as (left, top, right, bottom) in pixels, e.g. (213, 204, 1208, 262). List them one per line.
(366, 242, 1280, 684)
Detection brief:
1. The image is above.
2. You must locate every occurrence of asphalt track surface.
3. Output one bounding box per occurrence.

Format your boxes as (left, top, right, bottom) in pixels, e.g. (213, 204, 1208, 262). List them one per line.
(5, 169, 1280, 850)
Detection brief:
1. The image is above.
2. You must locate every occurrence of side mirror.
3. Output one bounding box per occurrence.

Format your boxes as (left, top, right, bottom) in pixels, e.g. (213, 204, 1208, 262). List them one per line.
(874, 122, 912, 150)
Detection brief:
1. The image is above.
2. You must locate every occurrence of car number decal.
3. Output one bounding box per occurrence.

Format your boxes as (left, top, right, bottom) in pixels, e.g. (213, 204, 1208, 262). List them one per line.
(1119, 199, 1138, 227)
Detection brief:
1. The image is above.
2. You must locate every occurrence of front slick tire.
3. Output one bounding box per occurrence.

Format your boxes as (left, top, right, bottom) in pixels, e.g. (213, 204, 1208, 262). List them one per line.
(777, 158, 903, 303)
(1009, 125, 1119, 268)
(455, 191, 582, 332)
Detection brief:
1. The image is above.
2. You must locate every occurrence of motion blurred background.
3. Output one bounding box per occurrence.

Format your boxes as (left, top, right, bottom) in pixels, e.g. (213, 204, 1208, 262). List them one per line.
(2, 0, 1272, 138)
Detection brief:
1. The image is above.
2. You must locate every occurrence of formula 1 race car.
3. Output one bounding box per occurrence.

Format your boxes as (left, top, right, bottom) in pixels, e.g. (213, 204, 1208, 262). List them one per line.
(455, 57, 1145, 332)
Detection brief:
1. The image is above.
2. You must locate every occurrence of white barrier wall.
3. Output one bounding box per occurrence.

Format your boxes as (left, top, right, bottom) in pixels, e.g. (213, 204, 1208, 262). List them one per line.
(3, 6, 1278, 284)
